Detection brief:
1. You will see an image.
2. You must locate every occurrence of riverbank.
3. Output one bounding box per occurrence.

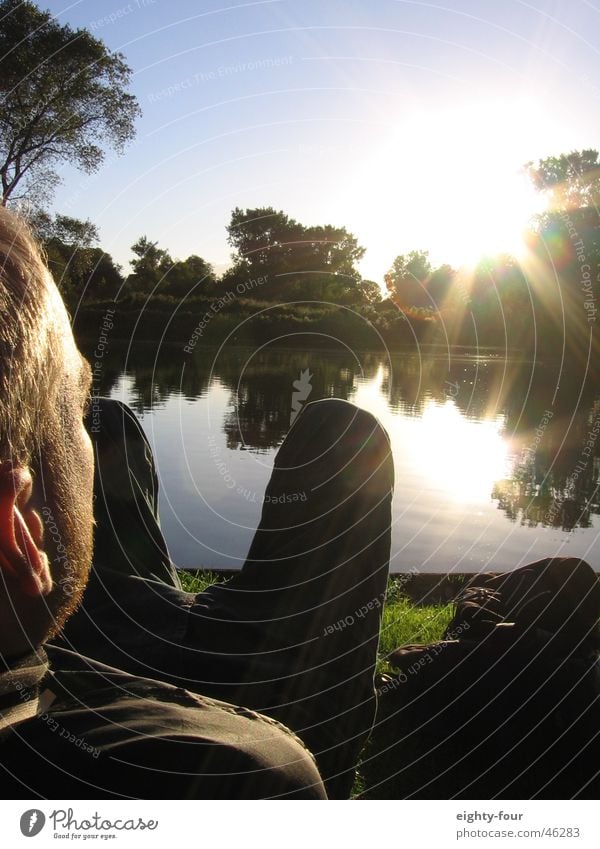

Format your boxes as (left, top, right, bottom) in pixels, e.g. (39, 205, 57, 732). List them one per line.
(71, 294, 548, 356)
(72, 296, 423, 350)
(179, 570, 454, 670)
(181, 569, 473, 606)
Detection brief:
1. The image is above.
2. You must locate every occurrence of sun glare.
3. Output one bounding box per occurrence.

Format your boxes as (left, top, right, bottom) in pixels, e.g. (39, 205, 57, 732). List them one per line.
(351, 369, 511, 503)
(347, 98, 550, 279)
(410, 399, 510, 503)
(442, 167, 545, 267)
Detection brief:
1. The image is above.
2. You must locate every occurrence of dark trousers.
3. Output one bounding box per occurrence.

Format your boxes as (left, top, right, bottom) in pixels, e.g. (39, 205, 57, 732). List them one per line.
(59, 397, 394, 798)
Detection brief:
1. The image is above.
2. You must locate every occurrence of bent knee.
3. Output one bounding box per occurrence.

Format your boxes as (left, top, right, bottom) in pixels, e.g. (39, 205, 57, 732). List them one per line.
(198, 705, 327, 799)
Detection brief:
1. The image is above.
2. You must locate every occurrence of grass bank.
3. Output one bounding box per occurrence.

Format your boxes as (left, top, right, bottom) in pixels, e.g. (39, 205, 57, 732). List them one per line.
(179, 571, 453, 669)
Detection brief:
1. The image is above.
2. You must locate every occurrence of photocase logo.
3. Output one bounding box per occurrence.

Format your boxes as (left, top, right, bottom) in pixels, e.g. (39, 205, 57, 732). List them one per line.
(19, 810, 45, 837)
(290, 368, 312, 425)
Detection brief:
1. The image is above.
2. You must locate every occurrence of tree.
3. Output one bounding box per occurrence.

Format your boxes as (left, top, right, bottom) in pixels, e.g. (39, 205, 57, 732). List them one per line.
(225, 206, 366, 301)
(128, 237, 173, 292)
(525, 149, 600, 211)
(524, 149, 600, 363)
(34, 212, 122, 303)
(166, 255, 217, 298)
(385, 250, 435, 308)
(62, 247, 122, 302)
(355, 279, 382, 304)
(33, 211, 99, 246)
(427, 264, 455, 306)
(226, 206, 302, 272)
(0, 0, 140, 205)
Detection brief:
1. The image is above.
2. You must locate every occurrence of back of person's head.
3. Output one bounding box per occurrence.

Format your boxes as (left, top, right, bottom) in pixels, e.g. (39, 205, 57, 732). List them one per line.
(0, 207, 60, 465)
(0, 205, 94, 660)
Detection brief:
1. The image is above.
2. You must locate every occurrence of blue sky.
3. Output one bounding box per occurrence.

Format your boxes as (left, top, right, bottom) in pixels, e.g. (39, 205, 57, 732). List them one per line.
(43, 0, 600, 282)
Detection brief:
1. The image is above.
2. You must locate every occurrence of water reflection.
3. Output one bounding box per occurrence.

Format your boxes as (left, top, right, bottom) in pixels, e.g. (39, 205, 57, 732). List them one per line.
(493, 399, 600, 531)
(408, 400, 509, 502)
(79, 339, 600, 570)
(352, 366, 510, 503)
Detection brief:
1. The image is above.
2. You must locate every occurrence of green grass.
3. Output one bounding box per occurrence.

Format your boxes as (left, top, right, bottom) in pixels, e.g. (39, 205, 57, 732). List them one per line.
(179, 570, 224, 594)
(380, 576, 452, 652)
(179, 570, 453, 668)
(180, 568, 452, 669)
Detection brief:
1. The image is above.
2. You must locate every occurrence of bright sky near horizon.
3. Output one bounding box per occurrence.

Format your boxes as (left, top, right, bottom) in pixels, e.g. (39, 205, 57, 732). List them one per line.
(43, 0, 600, 283)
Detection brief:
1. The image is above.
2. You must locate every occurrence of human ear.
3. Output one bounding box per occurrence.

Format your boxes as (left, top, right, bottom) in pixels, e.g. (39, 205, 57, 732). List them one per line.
(0, 462, 51, 597)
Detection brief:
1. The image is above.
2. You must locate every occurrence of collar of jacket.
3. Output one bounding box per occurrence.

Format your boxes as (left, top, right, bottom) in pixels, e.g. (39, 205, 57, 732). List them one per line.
(0, 648, 49, 733)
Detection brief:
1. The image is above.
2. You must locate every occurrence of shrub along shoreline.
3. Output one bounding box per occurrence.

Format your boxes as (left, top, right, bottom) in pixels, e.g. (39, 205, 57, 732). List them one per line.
(72, 295, 540, 355)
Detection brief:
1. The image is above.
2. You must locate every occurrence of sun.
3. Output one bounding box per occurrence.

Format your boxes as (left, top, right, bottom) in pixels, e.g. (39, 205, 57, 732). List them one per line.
(346, 97, 550, 280)
(400, 98, 549, 269)
(439, 166, 546, 267)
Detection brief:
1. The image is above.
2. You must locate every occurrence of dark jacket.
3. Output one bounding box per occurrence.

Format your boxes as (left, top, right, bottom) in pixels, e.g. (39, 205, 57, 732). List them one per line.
(0, 644, 325, 799)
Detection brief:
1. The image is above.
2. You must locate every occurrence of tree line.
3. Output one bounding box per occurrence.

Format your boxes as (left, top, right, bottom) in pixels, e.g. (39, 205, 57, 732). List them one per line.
(34, 206, 384, 308)
(35, 148, 600, 363)
(1, 1, 598, 358)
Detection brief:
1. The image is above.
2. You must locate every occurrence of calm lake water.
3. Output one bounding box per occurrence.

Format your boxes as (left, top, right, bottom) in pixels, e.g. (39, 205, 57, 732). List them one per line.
(82, 341, 600, 573)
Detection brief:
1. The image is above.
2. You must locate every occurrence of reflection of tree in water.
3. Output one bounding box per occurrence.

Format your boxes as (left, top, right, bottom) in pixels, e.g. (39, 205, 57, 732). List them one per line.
(78, 339, 600, 532)
(493, 399, 600, 531)
(384, 355, 511, 418)
(219, 349, 538, 451)
(78, 340, 216, 414)
(221, 348, 369, 451)
(83, 341, 376, 447)
(492, 471, 596, 532)
(383, 354, 600, 533)
(382, 352, 540, 424)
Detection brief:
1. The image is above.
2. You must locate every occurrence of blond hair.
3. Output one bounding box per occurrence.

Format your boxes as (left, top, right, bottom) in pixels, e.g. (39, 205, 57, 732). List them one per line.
(0, 206, 60, 466)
